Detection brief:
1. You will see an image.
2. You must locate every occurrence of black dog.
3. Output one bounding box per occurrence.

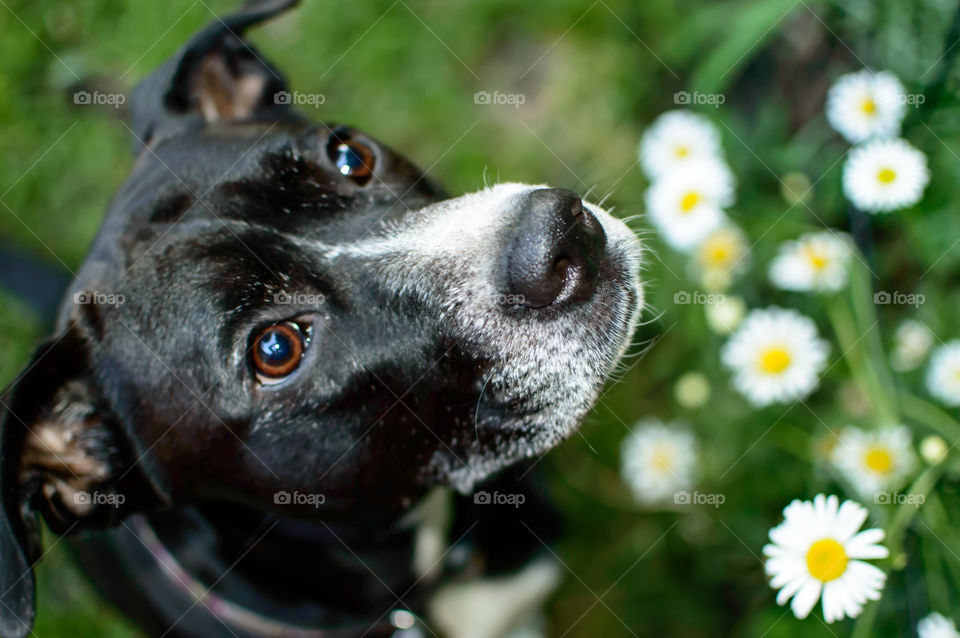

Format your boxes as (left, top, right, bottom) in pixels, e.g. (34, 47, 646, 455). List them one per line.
(0, 1, 642, 636)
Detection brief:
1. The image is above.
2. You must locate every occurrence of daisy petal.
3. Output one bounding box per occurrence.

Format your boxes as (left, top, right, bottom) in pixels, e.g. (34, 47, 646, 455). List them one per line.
(791, 579, 822, 619)
(833, 499, 868, 541)
(846, 529, 888, 559)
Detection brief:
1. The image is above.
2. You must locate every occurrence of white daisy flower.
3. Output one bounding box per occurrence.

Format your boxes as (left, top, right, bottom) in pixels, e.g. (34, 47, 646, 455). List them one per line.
(763, 494, 888, 623)
(891, 319, 934, 372)
(927, 341, 960, 407)
(645, 157, 735, 251)
(826, 69, 906, 144)
(695, 225, 750, 290)
(639, 110, 723, 179)
(769, 232, 853, 293)
(831, 426, 916, 499)
(843, 138, 930, 213)
(721, 307, 829, 407)
(918, 612, 960, 638)
(620, 420, 697, 505)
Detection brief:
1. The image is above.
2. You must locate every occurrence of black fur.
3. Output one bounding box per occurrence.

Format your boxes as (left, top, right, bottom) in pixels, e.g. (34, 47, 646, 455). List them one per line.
(0, 1, 639, 636)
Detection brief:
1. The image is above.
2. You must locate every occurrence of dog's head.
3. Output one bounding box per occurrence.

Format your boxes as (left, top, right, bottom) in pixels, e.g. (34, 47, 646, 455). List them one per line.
(0, 1, 642, 635)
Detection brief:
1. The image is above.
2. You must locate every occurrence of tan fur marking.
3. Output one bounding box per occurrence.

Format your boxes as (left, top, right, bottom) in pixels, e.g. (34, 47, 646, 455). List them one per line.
(196, 55, 267, 121)
(17, 382, 111, 517)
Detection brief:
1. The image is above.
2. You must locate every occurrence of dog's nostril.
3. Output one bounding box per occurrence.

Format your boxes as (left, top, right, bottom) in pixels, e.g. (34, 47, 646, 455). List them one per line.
(502, 188, 606, 309)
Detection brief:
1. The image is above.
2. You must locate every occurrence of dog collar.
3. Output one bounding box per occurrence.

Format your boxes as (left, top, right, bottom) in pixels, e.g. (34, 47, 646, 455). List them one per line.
(129, 515, 419, 637)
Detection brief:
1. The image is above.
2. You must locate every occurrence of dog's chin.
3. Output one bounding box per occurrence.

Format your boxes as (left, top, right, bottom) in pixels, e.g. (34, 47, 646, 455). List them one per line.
(431, 202, 643, 493)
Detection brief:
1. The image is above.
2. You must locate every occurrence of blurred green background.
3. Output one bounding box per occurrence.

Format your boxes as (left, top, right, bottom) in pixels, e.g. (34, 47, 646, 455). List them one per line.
(2, 0, 960, 636)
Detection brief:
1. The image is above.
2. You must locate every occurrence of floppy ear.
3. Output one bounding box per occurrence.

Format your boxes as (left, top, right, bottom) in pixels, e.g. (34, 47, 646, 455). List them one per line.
(130, 0, 301, 152)
(0, 326, 153, 638)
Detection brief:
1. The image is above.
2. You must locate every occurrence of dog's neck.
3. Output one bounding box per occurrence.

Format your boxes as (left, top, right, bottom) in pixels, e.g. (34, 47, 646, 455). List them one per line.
(128, 516, 398, 637)
(119, 499, 450, 635)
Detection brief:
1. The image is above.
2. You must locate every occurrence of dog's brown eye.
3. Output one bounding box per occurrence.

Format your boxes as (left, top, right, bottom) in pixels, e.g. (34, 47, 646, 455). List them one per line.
(252, 323, 306, 382)
(328, 137, 375, 184)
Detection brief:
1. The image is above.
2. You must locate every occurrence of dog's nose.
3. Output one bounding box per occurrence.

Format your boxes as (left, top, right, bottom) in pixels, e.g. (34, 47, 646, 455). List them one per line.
(502, 188, 606, 308)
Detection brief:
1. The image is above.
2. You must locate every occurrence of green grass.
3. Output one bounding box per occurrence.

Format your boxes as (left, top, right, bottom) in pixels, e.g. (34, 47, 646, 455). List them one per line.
(2, 0, 960, 636)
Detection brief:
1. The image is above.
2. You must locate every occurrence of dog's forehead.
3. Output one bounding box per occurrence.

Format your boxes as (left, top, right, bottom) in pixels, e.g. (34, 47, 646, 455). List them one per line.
(78, 118, 449, 361)
(117, 121, 442, 236)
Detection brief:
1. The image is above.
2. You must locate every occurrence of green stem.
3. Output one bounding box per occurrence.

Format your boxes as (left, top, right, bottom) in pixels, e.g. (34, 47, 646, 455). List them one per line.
(825, 296, 870, 396)
(898, 391, 960, 442)
(886, 463, 944, 551)
(825, 295, 896, 424)
(851, 594, 880, 638)
(920, 494, 960, 594)
(849, 261, 900, 418)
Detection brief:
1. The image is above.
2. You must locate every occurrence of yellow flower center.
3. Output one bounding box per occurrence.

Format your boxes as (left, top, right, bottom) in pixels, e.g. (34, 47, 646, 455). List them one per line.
(758, 347, 791, 374)
(861, 97, 877, 115)
(674, 145, 690, 158)
(863, 445, 894, 474)
(707, 245, 729, 265)
(877, 168, 897, 184)
(701, 235, 734, 267)
(651, 445, 675, 472)
(680, 191, 701, 213)
(806, 538, 848, 582)
(804, 247, 828, 271)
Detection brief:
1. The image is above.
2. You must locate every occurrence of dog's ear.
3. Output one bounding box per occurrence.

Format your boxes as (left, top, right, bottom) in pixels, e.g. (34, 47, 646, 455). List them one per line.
(130, 0, 300, 152)
(0, 325, 151, 638)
